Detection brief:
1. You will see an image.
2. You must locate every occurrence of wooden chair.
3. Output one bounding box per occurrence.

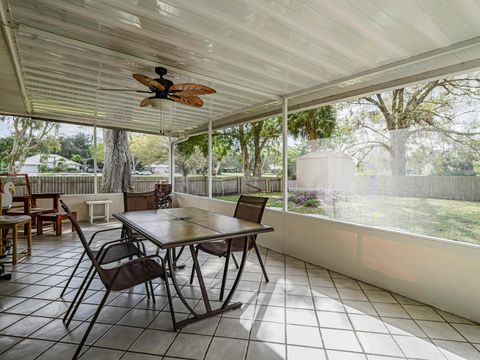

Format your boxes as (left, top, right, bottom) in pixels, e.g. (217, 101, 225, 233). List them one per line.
(190, 195, 269, 300)
(0, 174, 60, 227)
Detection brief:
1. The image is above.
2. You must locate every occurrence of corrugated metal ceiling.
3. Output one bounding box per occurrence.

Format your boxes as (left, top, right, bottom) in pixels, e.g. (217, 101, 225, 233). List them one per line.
(1, 0, 480, 136)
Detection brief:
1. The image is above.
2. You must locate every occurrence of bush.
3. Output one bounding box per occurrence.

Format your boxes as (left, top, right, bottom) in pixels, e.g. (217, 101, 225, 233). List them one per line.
(288, 191, 318, 205)
(303, 198, 319, 207)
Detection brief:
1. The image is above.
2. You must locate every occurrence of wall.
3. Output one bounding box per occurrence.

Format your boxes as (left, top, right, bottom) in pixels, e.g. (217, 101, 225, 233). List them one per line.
(37, 193, 124, 221)
(174, 193, 480, 324)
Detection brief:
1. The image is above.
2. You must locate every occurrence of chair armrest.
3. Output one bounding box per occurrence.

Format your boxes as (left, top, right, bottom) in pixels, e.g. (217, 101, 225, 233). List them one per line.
(88, 226, 124, 245)
(11, 195, 30, 214)
(31, 192, 62, 198)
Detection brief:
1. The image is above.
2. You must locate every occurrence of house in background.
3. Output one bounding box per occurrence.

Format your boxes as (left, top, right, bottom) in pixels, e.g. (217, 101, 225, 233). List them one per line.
(18, 154, 82, 175)
(148, 163, 169, 175)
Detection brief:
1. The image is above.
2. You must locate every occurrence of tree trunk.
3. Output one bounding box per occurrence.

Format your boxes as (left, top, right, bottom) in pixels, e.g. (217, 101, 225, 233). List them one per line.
(253, 133, 262, 177)
(308, 138, 318, 153)
(102, 129, 132, 192)
(389, 129, 409, 175)
(238, 125, 250, 177)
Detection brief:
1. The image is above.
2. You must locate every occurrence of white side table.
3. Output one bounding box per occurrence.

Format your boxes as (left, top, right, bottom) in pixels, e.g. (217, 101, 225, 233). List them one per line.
(85, 200, 113, 224)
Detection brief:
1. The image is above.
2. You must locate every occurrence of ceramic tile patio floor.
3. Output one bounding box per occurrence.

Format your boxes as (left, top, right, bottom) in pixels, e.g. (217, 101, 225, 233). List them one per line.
(0, 222, 479, 360)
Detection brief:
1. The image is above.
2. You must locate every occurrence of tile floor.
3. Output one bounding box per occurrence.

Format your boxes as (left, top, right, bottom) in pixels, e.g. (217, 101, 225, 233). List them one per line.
(0, 222, 480, 360)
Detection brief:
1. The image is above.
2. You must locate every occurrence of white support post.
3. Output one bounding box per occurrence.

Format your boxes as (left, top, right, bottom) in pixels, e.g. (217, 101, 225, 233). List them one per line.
(170, 140, 175, 192)
(93, 123, 98, 195)
(282, 98, 288, 212)
(208, 120, 213, 199)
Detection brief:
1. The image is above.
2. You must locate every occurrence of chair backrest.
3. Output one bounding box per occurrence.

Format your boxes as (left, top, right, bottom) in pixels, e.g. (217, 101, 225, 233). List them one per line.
(123, 190, 159, 212)
(59, 200, 104, 275)
(155, 184, 172, 198)
(234, 195, 268, 223)
(0, 173, 32, 197)
(231, 196, 268, 251)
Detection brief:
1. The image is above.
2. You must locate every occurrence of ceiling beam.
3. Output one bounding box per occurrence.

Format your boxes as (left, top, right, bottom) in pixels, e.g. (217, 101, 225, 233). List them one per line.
(0, 0, 31, 113)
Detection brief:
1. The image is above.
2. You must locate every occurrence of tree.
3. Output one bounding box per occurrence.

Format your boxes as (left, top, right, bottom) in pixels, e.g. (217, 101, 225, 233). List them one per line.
(90, 142, 104, 164)
(0, 116, 59, 172)
(232, 117, 282, 177)
(58, 133, 92, 160)
(288, 106, 337, 152)
(250, 117, 282, 177)
(346, 76, 480, 175)
(102, 129, 132, 192)
(129, 134, 168, 170)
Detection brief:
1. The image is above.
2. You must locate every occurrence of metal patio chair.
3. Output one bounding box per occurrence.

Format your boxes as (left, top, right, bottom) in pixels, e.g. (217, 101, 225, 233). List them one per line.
(59, 200, 174, 360)
(124, 189, 185, 268)
(155, 183, 173, 209)
(190, 195, 269, 300)
(59, 219, 147, 298)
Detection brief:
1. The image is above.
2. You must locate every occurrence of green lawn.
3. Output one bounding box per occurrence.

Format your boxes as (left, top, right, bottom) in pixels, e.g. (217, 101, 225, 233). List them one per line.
(214, 192, 480, 245)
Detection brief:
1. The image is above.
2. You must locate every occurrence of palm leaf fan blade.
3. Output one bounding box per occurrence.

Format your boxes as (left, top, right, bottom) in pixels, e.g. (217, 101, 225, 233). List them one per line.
(169, 83, 216, 96)
(132, 74, 165, 91)
(170, 95, 203, 107)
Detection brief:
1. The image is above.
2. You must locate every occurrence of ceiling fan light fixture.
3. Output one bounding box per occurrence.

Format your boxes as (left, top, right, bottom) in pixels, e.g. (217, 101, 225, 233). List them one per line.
(150, 98, 173, 110)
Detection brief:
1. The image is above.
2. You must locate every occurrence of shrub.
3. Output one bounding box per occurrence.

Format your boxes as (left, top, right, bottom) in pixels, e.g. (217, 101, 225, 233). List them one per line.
(288, 191, 318, 205)
(303, 198, 319, 207)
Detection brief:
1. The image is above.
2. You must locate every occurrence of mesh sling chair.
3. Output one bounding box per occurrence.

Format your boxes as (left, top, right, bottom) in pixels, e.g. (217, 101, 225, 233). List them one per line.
(59, 201, 153, 309)
(124, 189, 185, 268)
(190, 195, 269, 300)
(59, 204, 148, 298)
(155, 183, 173, 209)
(59, 200, 174, 360)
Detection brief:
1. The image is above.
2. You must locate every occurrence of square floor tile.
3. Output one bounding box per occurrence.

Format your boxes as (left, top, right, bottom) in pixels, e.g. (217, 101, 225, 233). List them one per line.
(0, 338, 54, 360)
(356, 332, 403, 357)
(95, 325, 143, 350)
(166, 333, 211, 360)
(215, 317, 252, 339)
(403, 305, 444, 321)
(254, 305, 285, 323)
(129, 329, 176, 355)
(251, 320, 285, 343)
(327, 350, 367, 360)
(317, 310, 352, 330)
(452, 324, 480, 343)
(246, 341, 286, 360)
(417, 320, 464, 341)
(394, 335, 446, 360)
(321, 328, 362, 352)
(382, 317, 426, 337)
(286, 324, 323, 347)
(118, 308, 159, 328)
(1, 315, 52, 337)
(434, 339, 480, 360)
(286, 295, 314, 309)
(349, 314, 388, 333)
(205, 337, 247, 360)
(286, 308, 318, 326)
(79, 347, 123, 360)
(287, 345, 326, 360)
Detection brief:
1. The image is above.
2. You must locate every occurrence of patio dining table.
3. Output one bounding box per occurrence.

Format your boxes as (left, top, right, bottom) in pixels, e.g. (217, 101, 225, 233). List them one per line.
(113, 207, 273, 329)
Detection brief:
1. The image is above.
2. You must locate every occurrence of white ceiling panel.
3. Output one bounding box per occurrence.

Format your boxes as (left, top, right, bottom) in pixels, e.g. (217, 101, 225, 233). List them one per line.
(0, 0, 480, 136)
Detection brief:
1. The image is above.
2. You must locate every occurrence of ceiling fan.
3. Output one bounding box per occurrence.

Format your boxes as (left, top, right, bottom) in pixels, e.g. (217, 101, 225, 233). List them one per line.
(98, 67, 216, 108)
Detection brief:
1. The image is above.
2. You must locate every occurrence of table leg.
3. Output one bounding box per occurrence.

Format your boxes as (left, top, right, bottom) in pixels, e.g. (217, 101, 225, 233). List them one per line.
(12, 225, 18, 265)
(89, 205, 93, 224)
(221, 236, 250, 309)
(56, 216, 62, 236)
(105, 203, 109, 222)
(189, 244, 212, 312)
(166, 248, 198, 318)
(37, 218, 43, 236)
(27, 221, 32, 256)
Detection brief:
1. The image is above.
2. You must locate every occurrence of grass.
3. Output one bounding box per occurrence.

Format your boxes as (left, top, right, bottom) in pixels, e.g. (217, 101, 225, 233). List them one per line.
(214, 192, 480, 245)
